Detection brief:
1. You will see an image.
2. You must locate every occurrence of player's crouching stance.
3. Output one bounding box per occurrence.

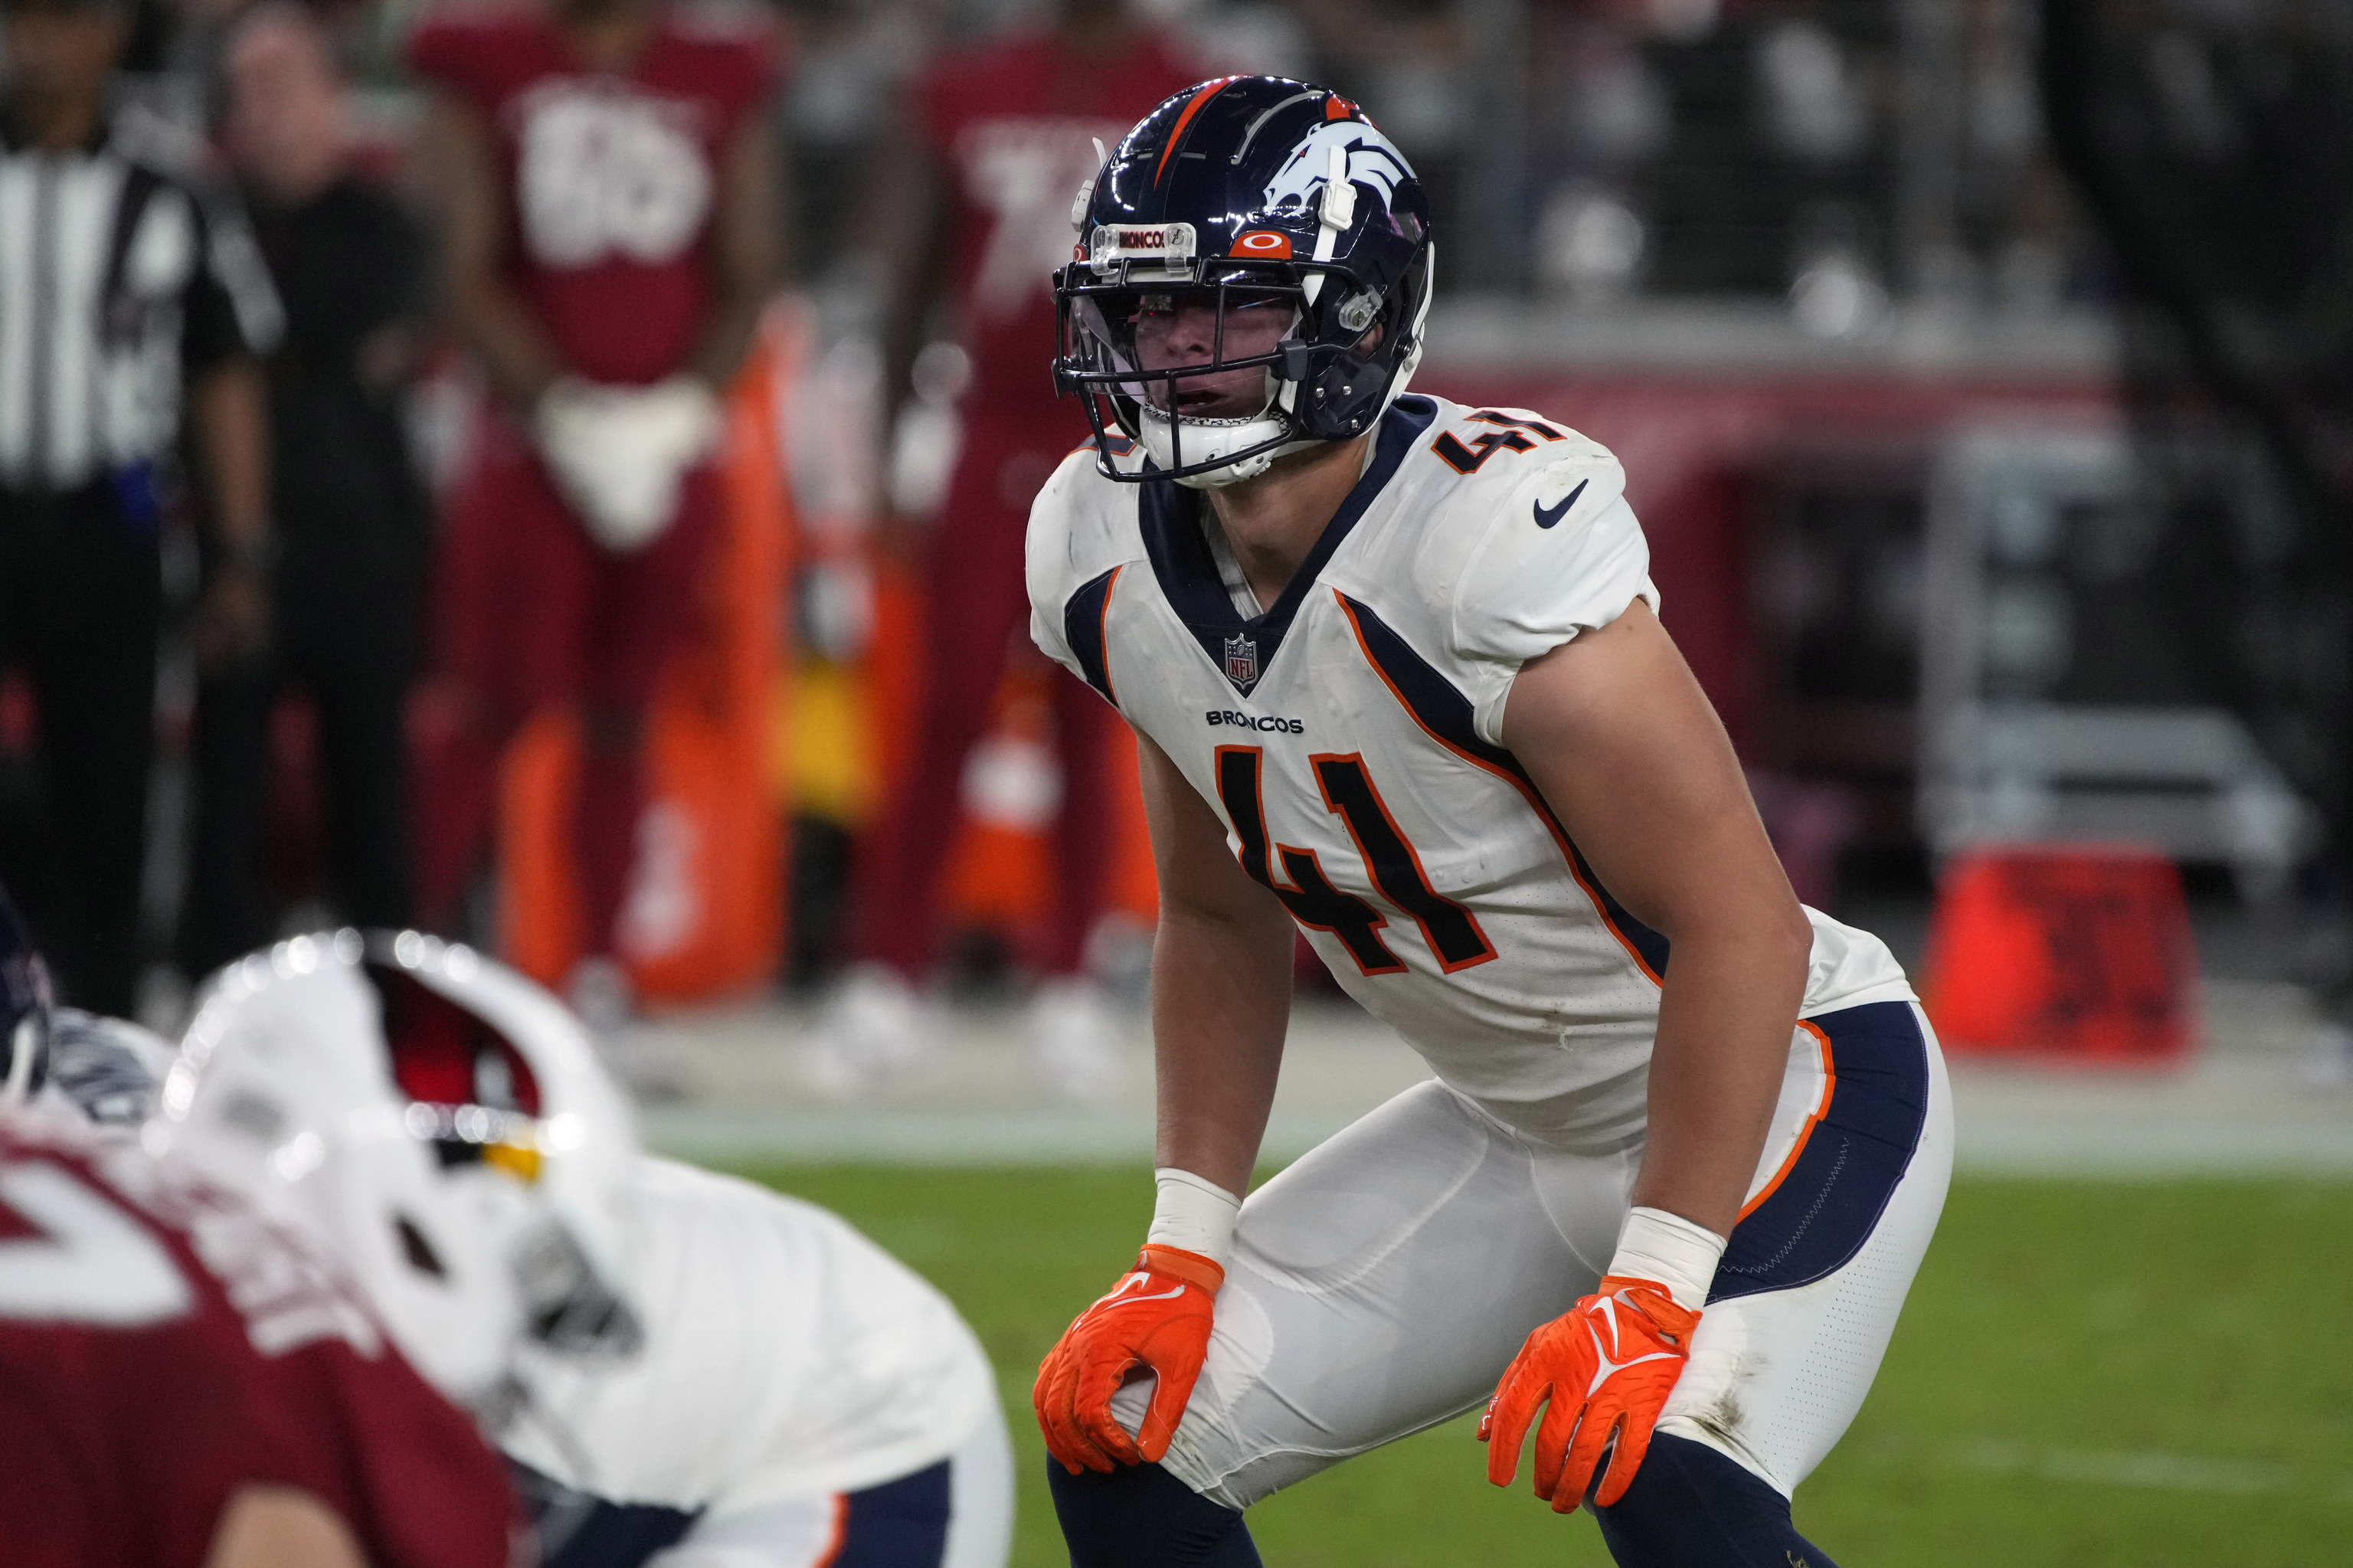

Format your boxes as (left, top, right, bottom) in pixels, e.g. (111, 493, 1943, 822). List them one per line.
(142, 932, 1013, 1568)
(1027, 79, 1953, 1566)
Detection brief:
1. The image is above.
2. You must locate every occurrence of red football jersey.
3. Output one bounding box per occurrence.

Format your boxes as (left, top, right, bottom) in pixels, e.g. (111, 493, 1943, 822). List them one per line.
(918, 28, 1201, 424)
(408, 3, 778, 385)
(0, 1111, 521, 1568)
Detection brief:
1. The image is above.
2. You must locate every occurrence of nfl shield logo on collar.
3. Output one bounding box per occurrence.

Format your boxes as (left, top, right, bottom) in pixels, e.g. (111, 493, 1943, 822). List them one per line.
(1223, 633, 1260, 692)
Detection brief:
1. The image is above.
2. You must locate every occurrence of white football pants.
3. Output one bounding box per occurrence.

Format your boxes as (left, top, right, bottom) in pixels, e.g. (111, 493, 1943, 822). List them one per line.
(1112, 1000, 1954, 1508)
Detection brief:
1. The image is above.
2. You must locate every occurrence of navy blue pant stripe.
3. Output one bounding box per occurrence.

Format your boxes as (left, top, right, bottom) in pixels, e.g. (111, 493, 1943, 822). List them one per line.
(1710, 999, 1930, 1303)
(834, 1458, 954, 1566)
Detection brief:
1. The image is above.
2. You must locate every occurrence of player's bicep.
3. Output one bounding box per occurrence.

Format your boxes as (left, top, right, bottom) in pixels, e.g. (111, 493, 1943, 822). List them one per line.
(1135, 730, 1287, 933)
(1499, 601, 1801, 944)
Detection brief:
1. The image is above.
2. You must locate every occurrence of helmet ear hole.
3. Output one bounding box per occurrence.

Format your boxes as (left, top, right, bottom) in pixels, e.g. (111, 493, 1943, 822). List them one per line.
(394, 1213, 448, 1279)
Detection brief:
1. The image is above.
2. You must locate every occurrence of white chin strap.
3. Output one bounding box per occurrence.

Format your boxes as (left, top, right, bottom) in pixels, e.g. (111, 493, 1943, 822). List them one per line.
(1139, 401, 1318, 489)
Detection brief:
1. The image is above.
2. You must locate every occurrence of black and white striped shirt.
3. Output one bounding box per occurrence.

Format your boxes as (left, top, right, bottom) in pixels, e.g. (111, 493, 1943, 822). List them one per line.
(0, 118, 283, 493)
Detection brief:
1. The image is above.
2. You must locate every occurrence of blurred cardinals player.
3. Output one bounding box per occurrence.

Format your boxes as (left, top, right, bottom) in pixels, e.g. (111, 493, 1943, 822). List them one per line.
(154, 932, 1015, 1568)
(0, 1124, 520, 1568)
(813, 0, 1199, 1092)
(406, 0, 780, 1025)
(0, 899, 521, 1568)
(1025, 80, 1952, 1566)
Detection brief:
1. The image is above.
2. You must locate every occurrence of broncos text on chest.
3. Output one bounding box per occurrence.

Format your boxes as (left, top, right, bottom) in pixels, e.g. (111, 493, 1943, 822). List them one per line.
(1206, 711, 1305, 734)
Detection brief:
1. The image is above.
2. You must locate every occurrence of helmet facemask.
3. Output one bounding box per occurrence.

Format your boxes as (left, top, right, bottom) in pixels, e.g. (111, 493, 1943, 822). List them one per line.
(1055, 219, 1433, 489)
(1052, 81, 1435, 487)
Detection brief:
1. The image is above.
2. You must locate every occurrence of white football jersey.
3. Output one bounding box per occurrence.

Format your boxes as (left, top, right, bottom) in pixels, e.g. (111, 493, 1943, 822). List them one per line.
(502, 1157, 998, 1522)
(1029, 393, 1914, 1151)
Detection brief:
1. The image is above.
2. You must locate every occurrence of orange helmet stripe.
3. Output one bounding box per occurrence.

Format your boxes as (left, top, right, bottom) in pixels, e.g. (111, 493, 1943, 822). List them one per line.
(1155, 77, 1244, 186)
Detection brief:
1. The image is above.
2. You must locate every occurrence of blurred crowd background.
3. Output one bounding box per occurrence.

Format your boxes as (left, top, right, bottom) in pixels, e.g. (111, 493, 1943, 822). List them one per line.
(2, 0, 2347, 1069)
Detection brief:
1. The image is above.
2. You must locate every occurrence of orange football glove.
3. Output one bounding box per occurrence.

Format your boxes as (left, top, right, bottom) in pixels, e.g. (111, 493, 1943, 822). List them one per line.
(1479, 1275, 1700, 1511)
(1033, 1243, 1223, 1474)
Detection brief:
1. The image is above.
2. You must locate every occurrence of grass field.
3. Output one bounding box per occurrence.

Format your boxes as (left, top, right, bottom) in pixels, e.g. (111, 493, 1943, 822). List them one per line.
(731, 1164, 2353, 1566)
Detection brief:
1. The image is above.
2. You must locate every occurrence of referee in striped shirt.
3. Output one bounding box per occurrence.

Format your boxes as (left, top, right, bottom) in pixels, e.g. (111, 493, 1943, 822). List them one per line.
(1, 0, 281, 1014)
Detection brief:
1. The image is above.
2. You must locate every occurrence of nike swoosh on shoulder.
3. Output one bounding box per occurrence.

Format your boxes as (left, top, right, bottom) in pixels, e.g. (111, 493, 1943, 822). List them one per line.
(1533, 478, 1589, 529)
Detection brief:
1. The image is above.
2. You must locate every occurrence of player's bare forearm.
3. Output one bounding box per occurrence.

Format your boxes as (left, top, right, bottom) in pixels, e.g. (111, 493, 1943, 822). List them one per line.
(422, 93, 566, 404)
(1502, 599, 1812, 1239)
(188, 360, 270, 546)
(1630, 918, 1806, 1234)
(205, 1485, 368, 1568)
(686, 109, 782, 391)
(861, 113, 951, 431)
(1151, 905, 1291, 1197)
(1137, 730, 1294, 1197)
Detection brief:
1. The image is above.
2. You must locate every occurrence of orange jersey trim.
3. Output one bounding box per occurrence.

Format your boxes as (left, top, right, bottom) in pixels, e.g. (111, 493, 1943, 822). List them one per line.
(1095, 564, 1123, 705)
(812, 1495, 850, 1567)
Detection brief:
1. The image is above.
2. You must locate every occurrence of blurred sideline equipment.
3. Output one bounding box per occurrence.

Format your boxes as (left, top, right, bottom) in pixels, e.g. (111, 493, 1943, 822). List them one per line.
(155, 931, 1013, 1568)
(1916, 424, 2313, 886)
(1032, 77, 1948, 1567)
(1921, 842, 2196, 1063)
(0, 1110, 516, 1568)
(2044, 1, 2353, 1036)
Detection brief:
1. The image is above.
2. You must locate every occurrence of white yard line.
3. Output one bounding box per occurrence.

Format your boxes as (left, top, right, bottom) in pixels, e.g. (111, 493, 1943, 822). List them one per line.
(1954, 1442, 2348, 1502)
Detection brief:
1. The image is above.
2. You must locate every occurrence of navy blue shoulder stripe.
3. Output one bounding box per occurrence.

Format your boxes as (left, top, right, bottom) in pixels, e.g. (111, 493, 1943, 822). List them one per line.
(1137, 394, 1437, 692)
(1063, 564, 1124, 707)
(1333, 590, 1671, 982)
(1710, 1000, 1932, 1303)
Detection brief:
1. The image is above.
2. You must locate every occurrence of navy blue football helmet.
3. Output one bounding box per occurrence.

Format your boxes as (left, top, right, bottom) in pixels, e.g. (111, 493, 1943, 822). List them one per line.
(1, 884, 52, 1102)
(1053, 77, 1434, 487)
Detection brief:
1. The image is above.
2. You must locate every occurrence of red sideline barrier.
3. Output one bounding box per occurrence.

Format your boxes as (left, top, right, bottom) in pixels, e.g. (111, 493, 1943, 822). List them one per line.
(1920, 843, 2199, 1063)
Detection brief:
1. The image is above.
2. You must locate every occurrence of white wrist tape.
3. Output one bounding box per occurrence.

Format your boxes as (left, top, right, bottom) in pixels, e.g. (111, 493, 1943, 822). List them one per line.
(1145, 1167, 1242, 1270)
(1605, 1206, 1727, 1313)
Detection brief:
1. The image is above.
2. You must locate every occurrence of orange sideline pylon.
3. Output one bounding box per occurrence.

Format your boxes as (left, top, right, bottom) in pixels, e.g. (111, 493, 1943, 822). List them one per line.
(1919, 842, 2198, 1062)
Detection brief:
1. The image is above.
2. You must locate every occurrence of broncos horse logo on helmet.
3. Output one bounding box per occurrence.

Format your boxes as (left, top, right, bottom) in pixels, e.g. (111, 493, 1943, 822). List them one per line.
(1054, 77, 1434, 488)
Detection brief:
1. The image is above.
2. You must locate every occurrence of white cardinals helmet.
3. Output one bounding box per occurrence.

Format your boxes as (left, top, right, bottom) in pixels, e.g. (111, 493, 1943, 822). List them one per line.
(148, 930, 643, 1415)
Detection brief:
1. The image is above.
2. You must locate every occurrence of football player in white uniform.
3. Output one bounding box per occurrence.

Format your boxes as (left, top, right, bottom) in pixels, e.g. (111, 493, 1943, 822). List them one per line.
(142, 931, 1015, 1568)
(1026, 79, 1952, 1567)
